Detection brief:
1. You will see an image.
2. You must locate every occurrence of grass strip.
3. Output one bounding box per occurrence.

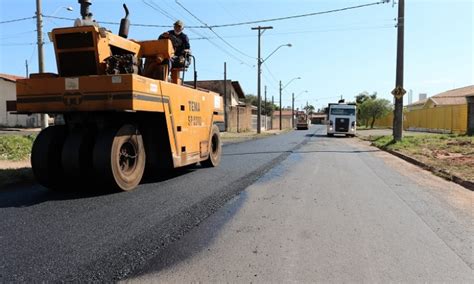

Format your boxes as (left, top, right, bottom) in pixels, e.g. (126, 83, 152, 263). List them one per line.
(0, 135, 36, 161)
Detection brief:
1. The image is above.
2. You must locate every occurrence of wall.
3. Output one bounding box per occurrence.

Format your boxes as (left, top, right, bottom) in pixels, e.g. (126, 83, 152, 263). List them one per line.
(271, 114, 292, 129)
(406, 105, 467, 134)
(189, 80, 240, 107)
(0, 79, 40, 128)
(226, 106, 292, 132)
(227, 105, 252, 132)
(374, 105, 468, 134)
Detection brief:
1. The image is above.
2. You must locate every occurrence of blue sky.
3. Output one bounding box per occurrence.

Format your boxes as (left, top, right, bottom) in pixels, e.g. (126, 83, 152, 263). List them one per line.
(0, 0, 472, 110)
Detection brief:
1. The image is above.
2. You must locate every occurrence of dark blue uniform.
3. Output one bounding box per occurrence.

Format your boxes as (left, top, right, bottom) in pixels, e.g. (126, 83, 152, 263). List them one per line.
(159, 30, 191, 69)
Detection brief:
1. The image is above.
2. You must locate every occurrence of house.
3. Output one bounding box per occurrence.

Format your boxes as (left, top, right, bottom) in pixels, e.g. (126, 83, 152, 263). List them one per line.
(184, 80, 253, 132)
(272, 108, 293, 129)
(404, 85, 473, 134)
(184, 80, 246, 108)
(0, 73, 41, 128)
(405, 98, 428, 111)
(406, 85, 474, 110)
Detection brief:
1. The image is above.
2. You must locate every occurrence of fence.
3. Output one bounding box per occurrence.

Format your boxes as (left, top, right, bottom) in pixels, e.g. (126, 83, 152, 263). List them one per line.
(228, 106, 252, 132)
(374, 104, 468, 134)
(405, 105, 467, 134)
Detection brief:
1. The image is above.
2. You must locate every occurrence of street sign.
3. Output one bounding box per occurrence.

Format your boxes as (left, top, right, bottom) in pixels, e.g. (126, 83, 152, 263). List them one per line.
(391, 85, 406, 100)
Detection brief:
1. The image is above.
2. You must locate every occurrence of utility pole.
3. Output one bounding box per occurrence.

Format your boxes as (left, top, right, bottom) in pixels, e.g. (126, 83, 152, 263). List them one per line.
(291, 93, 295, 128)
(271, 95, 274, 130)
(25, 60, 29, 78)
(279, 80, 282, 130)
(392, 0, 405, 141)
(264, 85, 267, 130)
(36, 0, 48, 129)
(251, 26, 273, 134)
(223, 62, 228, 132)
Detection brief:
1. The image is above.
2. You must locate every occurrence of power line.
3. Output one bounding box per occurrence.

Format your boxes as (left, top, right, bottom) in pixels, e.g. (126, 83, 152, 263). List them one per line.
(0, 42, 52, 46)
(175, 0, 255, 60)
(205, 0, 391, 28)
(0, 43, 36, 46)
(262, 63, 279, 85)
(42, 15, 170, 27)
(0, 30, 37, 40)
(141, 0, 254, 67)
(0, 16, 35, 25)
(189, 25, 394, 40)
(187, 26, 254, 68)
(39, 1, 391, 29)
(142, 0, 176, 22)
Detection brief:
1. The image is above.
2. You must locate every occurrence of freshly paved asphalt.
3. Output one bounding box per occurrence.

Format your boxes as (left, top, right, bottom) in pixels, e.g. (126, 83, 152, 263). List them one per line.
(1, 126, 471, 282)
(0, 125, 313, 281)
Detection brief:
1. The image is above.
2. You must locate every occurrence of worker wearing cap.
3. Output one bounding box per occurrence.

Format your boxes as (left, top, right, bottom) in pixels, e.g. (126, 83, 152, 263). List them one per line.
(159, 20, 191, 70)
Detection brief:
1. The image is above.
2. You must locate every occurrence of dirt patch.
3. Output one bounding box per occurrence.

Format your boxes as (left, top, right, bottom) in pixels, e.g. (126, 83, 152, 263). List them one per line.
(0, 159, 31, 169)
(366, 134, 474, 184)
(432, 150, 464, 159)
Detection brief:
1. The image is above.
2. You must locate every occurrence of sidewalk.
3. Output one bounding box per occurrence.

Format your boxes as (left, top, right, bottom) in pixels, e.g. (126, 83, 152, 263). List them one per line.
(0, 127, 40, 136)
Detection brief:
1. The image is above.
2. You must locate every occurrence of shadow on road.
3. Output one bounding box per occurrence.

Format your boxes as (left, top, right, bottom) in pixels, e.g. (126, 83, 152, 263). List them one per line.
(0, 185, 111, 208)
(129, 190, 249, 280)
(0, 168, 196, 209)
(305, 133, 356, 138)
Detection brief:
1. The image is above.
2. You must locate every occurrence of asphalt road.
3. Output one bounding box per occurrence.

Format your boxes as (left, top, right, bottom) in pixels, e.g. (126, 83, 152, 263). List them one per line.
(0, 125, 313, 281)
(130, 125, 473, 282)
(1, 126, 472, 282)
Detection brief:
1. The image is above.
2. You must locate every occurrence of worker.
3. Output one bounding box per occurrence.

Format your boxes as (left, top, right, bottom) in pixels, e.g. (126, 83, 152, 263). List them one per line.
(159, 20, 191, 70)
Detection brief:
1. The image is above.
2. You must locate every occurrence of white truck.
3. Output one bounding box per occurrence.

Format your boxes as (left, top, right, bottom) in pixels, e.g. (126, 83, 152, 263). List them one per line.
(326, 102, 357, 137)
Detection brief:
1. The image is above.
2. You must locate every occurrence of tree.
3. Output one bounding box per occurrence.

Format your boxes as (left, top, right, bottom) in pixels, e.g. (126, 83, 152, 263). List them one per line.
(262, 101, 276, 116)
(355, 91, 377, 104)
(355, 91, 377, 127)
(303, 104, 315, 114)
(244, 94, 257, 106)
(244, 94, 277, 116)
(359, 98, 393, 129)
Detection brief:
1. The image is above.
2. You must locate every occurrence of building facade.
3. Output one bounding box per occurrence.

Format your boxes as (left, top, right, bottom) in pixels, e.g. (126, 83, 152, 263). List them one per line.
(0, 74, 41, 128)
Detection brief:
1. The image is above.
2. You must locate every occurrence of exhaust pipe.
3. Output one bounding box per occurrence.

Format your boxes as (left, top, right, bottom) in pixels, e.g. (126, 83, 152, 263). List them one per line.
(78, 0, 93, 20)
(119, 4, 130, 38)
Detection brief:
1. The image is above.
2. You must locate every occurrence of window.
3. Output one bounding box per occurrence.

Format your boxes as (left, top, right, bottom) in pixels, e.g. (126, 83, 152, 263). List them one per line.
(330, 108, 355, 115)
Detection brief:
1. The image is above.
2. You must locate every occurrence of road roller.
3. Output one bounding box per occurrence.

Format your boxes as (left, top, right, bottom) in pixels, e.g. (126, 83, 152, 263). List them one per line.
(14, 0, 224, 191)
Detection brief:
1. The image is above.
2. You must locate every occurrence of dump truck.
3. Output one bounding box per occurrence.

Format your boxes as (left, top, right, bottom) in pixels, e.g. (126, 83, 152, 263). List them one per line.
(296, 113, 310, 130)
(13, 1, 224, 191)
(326, 101, 357, 137)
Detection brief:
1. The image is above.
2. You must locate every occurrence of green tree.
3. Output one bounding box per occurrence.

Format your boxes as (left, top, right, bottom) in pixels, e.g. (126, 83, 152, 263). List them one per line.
(244, 94, 277, 116)
(355, 91, 377, 104)
(303, 104, 315, 114)
(355, 91, 377, 127)
(244, 94, 257, 106)
(359, 98, 393, 129)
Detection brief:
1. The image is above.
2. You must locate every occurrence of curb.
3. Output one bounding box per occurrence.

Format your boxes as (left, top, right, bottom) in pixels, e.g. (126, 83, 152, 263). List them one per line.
(383, 148, 474, 191)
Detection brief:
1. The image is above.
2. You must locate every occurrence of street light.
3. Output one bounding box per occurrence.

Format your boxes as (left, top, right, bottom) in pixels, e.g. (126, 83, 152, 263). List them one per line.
(51, 6, 74, 16)
(262, 43, 292, 63)
(251, 26, 292, 134)
(279, 76, 301, 130)
(292, 90, 307, 128)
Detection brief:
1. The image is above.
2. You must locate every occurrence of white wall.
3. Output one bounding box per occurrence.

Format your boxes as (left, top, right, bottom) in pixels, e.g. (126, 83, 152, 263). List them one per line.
(0, 79, 40, 128)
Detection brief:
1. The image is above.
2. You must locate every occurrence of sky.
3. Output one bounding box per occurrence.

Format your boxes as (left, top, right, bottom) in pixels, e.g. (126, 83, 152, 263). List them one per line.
(0, 0, 472, 111)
